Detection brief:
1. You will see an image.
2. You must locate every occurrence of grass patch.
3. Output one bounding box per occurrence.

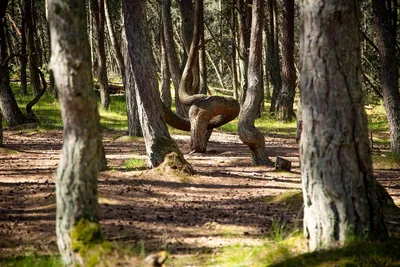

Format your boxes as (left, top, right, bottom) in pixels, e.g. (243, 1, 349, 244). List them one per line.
(372, 152, 400, 169)
(123, 157, 147, 171)
(265, 190, 303, 211)
(0, 254, 62, 267)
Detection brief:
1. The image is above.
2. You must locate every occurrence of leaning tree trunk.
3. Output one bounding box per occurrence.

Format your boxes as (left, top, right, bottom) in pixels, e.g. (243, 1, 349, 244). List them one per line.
(276, 0, 296, 121)
(91, 0, 110, 110)
(372, 0, 400, 154)
(0, 3, 26, 127)
(238, 0, 271, 166)
(48, 0, 104, 264)
(122, 0, 188, 168)
(300, 0, 387, 251)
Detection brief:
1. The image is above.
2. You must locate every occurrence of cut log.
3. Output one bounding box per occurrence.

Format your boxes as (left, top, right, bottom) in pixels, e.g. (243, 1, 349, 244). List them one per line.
(275, 156, 291, 171)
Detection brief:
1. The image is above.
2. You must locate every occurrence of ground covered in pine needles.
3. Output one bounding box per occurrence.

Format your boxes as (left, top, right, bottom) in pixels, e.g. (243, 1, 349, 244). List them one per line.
(0, 128, 400, 266)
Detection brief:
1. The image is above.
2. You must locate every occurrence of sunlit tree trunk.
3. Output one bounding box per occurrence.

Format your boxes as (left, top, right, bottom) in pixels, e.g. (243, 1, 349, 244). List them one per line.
(300, 0, 387, 251)
(48, 0, 104, 264)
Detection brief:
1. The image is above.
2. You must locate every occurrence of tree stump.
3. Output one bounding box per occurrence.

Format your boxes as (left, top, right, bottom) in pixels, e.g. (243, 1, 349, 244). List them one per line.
(275, 156, 291, 171)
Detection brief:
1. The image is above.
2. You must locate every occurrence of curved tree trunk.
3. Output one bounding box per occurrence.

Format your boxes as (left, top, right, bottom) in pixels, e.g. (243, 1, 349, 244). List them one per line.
(48, 0, 103, 264)
(238, 0, 271, 165)
(91, 0, 110, 110)
(0, 3, 26, 127)
(300, 0, 387, 251)
(372, 0, 400, 154)
(122, 0, 188, 168)
(276, 0, 296, 121)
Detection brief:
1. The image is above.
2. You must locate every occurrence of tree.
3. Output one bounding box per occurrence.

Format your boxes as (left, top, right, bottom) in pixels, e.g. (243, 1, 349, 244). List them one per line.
(276, 0, 296, 121)
(0, 1, 27, 127)
(238, 0, 272, 165)
(122, 0, 188, 167)
(300, 0, 387, 251)
(48, 0, 104, 264)
(91, 0, 110, 110)
(372, 0, 400, 155)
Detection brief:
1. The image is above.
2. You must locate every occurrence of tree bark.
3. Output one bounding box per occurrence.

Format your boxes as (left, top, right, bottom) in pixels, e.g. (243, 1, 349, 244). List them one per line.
(300, 0, 387, 251)
(160, 19, 172, 109)
(238, 0, 271, 165)
(276, 0, 296, 121)
(48, 0, 104, 264)
(91, 0, 110, 110)
(372, 0, 400, 154)
(122, 0, 187, 167)
(0, 3, 26, 127)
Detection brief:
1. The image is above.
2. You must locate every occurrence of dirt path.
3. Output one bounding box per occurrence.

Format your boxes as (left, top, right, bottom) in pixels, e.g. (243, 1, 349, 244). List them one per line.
(0, 129, 399, 262)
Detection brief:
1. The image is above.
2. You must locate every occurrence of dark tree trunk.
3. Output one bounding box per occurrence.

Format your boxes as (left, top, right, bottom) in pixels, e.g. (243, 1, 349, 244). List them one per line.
(24, 0, 41, 96)
(91, 0, 110, 110)
(123, 0, 187, 167)
(122, 28, 142, 137)
(19, 0, 28, 95)
(48, 0, 104, 264)
(276, 0, 296, 121)
(199, 7, 207, 95)
(162, 0, 188, 118)
(231, 0, 239, 100)
(300, 0, 387, 251)
(0, 3, 26, 127)
(238, 0, 271, 165)
(267, 0, 282, 114)
(160, 20, 172, 109)
(372, 0, 400, 154)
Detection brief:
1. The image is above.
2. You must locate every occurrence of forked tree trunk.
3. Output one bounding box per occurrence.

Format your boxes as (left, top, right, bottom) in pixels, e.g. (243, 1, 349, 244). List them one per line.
(276, 0, 296, 121)
(0, 3, 26, 127)
(300, 0, 387, 251)
(91, 0, 110, 110)
(372, 0, 400, 154)
(48, 0, 104, 264)
(123, 0, 186, 167)
(238, 0, 272, 165)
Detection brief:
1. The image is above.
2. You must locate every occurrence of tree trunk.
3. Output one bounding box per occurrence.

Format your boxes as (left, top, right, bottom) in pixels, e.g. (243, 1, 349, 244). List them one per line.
(276, 0, 296, 121)
(122, 0, 187, 167)
(238, 0, 272, 165)
(0, 3, 26, 127)
(372, 0, 400, 154)
(267, 0, 282, 114)
(91, 0, 110, 110)
(160, 19, 172, 109)
(24, 0, 41, 96)
(48, 0, 104, 264)
(162, 0, 188, 118)
(199, 9, 207, 95)
(19, 0, 28, 95)
(231, 0, 239, 100)
(300, 0, 387, 251)
(122, 28, 142, 137)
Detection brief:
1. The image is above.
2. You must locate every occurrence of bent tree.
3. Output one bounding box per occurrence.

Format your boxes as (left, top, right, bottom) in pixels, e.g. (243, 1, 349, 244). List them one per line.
(238, 0, 272, 165)
(300, 0, 387, 251)
(48, 0, 104, 264)
(122, 0, 189, 168)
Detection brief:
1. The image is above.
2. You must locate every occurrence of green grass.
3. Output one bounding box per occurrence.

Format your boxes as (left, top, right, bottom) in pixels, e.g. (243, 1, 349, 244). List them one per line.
(372, 152, 400, 169)
(0, 254, 62, 267)
(123, 157, 147, 171)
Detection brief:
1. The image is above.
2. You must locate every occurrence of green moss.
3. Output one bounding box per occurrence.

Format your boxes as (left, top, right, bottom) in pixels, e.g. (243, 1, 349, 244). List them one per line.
(123, 157, 147, 171)
(265, 191, 303, 211)
(70, 219, 103, 255)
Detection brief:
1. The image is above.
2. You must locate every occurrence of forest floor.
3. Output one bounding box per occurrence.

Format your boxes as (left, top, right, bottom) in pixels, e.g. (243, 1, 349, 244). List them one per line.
(0, 128, 400, 265)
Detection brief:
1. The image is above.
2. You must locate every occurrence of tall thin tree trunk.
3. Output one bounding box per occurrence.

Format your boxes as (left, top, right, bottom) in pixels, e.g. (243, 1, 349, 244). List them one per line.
(48, 0, 104, 264)
(238, 0, 271, 165)
(276, 0, 296, 121)
(19, 0, 28, 95)
(160, 19, 172, 109)
(300, 0, 387, 251)
(231, 0, 239, 100)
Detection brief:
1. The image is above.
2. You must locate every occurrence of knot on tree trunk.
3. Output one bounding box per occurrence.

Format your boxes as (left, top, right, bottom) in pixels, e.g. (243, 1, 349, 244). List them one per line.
(155, 152, 194, 176)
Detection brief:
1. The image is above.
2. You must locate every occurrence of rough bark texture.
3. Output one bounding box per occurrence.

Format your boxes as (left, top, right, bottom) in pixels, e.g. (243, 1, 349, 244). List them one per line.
(372, 0, 400, 154)
(162, 0, 188, 118)
(276, 0, 296, 121)
(238, 0, 271, 165)
(121, 28, 142, 137)
(267, 0, 282, 114)
(20, 4, 28, 95)
(0, 3, 26, 127)
(48, 0, 103, 264)
(91, 0, 110, 110)
(123, 0, 187, 167)
(178, 0, 240, 153)
(300, 0, 387, 251)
